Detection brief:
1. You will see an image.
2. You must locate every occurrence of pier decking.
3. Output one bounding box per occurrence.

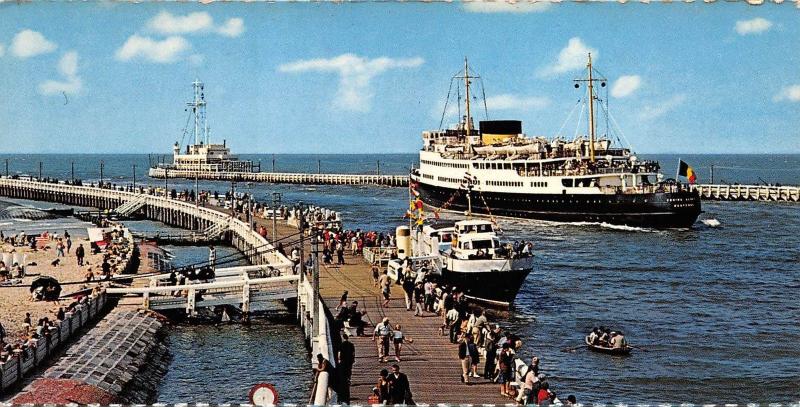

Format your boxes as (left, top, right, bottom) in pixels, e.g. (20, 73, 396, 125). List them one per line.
(267, 220, 509, 404)
(148, 168, 409, 187)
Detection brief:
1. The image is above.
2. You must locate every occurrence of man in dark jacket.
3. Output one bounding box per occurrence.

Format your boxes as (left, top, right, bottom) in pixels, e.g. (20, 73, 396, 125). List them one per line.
(388, 364, 414, 405)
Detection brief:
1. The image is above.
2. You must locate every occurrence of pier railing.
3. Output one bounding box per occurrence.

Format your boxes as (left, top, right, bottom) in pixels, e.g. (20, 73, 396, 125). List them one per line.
(693, 184, 800, 202)
(149, 167, 408, 187)
(0, 177, 295, 269)
(298, 279, 338, 405)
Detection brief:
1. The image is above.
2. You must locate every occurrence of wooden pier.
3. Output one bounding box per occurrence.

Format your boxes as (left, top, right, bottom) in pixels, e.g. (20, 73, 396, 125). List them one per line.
(693, 184, 800, 202)
(148, 167, 408, 187)
(265, 218, 510, 404)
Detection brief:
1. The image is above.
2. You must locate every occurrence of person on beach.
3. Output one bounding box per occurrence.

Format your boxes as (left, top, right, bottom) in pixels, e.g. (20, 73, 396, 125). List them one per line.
(66, 236, 72, 253)
(55, 239, 65, 258)
(446, 305, 460, 343)
(75, 244, 85, 266)
(373, 317, 393, 362)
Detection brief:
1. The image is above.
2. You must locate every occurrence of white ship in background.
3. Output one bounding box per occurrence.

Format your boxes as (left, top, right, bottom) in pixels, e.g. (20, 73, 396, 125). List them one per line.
(410, 56, 701, 228)
(149, 80, 259, 175)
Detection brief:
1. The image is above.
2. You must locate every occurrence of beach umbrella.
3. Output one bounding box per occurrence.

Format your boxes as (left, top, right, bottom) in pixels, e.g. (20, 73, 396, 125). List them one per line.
(30, 276, 61, 300)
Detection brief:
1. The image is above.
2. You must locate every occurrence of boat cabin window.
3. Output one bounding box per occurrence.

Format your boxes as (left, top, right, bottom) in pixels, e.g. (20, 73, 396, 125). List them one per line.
(575, 178, 599, 187)
(471, 240, 493, 249)
(562, 178, 574, 187)
(458, 223, 494, 234)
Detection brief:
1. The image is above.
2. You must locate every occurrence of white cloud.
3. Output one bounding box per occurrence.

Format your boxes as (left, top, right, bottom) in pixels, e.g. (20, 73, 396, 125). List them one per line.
(611, 75, 642, 98)
(462, 1, 551, 13)
(147, 11, 214, 35)
(485, 94, 550, 110)
(146, 11, 245, 38)
(538, 37, 596, 77)
(638, 94, 686, 121)
(58, 50, 78, 77)
(10, 29, 57, 59)
(773, 85, 800, 102)
(217, 18, 245, 37)
(735, 17, 773, 35)
(278, 54, 424, 112)
(39, 51, 82, 96)
(115, 35, 190, 64)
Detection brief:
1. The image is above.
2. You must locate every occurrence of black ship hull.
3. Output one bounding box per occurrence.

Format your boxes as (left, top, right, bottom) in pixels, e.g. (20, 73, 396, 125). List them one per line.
(416, 180, 701, 228)
(442, 268, 532, 306)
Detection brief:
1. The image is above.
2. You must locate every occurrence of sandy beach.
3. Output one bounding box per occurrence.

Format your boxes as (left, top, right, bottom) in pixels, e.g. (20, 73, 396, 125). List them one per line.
(0, 237, 106, 341)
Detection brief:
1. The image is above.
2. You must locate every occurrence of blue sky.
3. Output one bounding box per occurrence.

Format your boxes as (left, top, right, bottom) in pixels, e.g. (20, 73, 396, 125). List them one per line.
(0, 2, 797, 154)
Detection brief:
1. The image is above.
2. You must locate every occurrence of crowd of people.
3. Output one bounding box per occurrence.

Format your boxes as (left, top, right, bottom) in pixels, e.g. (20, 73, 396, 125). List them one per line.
(0, 289, 103, 365)
(587, 326, 627, 349)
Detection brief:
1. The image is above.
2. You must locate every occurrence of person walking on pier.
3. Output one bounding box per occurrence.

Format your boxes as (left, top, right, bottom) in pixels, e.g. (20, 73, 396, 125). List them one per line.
(379, 271, 391, 308)
(337, 334, 356, 404)
(458, 334, 472, 384)
(336, 241, 345, 265)
(388, 364, 415, 405)
(373, 317, 393, 363)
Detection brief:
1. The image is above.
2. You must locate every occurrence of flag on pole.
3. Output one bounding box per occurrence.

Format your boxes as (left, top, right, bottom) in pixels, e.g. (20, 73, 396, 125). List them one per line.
(678, 160, 697, 184)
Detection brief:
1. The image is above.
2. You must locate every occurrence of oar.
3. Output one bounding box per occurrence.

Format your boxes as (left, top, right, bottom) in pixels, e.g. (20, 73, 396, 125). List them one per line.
(560, 344, 585, 353)
(629, 345, 649, 352)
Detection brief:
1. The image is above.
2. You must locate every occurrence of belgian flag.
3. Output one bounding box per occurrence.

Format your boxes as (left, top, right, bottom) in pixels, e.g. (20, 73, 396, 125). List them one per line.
(678, 160, 697, 184)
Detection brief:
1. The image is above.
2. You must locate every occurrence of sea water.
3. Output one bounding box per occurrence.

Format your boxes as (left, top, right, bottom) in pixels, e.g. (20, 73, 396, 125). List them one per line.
(1, 153, 798, 403)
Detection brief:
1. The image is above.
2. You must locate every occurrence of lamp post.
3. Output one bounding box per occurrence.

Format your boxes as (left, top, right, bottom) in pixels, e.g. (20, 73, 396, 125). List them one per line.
(271, 192, 282, 241)
(71, 162, 75, 184)
(99, 160, 104, 187)
(132, 164, 137, 190)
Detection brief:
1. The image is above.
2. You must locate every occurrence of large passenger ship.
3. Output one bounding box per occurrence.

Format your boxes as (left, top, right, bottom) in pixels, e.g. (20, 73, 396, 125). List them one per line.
(149, 80, 259, 175)
(410, 57, 701, 228)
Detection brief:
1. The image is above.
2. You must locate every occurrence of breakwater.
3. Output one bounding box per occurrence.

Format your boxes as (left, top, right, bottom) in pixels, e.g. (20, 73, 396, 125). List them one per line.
(0, 293, 110, 394)
(148, 167, 408, 187)
(693, 184, 800, 202)
(10, 309, 168, 404)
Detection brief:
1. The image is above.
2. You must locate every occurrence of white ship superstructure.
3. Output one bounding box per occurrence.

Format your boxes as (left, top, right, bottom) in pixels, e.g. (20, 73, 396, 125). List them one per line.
(154, 80, 258, 174)
(411, 57, 701, 228)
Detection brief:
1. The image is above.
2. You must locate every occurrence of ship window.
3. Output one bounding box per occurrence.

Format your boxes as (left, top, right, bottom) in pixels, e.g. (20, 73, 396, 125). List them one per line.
(472, 240, 493, 249)
(562, 179, 574, 187)
(504, 163, 512, 170)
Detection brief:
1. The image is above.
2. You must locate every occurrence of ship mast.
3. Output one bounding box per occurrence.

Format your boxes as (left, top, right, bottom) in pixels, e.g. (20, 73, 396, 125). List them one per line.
(464, 57, 472, 140)
(587, 54, 596, 162)
(574, 54, 606, 162)
(188, 79, 207, 146)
